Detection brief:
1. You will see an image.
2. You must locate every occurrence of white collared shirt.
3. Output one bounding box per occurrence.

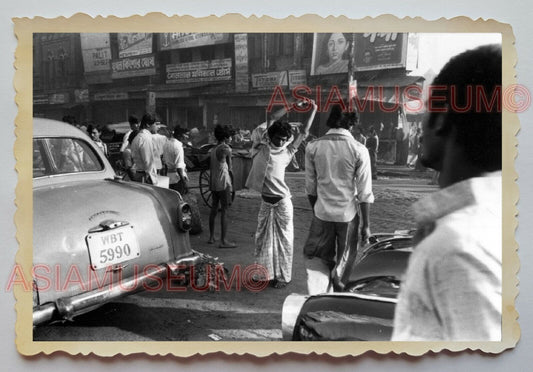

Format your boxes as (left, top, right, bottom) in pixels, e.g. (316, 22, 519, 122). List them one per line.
(392, 172, 502, 341)
(163, 138, 186, 184)
(305, 128, 374, 222)
(130, 129, 158, 184)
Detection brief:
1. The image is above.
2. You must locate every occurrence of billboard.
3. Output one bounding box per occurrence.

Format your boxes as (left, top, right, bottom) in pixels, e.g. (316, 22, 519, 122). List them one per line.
(354, 33, 408, 71)
(159, 33, 231, 50)
(117, 33, 153, 58)
(311, 33, 353, 76)
(80, 33, 112, 73)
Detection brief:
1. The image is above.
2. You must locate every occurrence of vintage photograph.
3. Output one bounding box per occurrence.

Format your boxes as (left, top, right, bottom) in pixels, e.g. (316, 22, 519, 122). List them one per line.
(14, 15, 518, 356)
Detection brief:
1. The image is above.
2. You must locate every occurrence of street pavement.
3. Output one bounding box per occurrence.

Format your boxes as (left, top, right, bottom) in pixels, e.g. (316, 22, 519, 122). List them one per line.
(33, 168, 438, 342)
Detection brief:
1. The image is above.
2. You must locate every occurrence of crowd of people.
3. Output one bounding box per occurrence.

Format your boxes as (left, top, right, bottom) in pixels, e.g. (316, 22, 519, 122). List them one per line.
(58, 44, 502, 341)
(210, 44, 504, 341)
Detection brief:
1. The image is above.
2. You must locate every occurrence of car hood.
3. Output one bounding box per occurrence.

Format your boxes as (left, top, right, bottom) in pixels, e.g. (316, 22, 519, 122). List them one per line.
(346, 249, 411, 286)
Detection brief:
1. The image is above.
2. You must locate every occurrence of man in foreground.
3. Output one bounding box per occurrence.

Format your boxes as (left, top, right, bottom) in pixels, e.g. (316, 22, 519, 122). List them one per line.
(392, 44, 502, 341)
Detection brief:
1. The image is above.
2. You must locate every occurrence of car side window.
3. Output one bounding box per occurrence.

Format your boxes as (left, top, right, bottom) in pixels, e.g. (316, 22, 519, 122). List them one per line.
(34, 137, 104, 177)
(33, 139, 49, 177)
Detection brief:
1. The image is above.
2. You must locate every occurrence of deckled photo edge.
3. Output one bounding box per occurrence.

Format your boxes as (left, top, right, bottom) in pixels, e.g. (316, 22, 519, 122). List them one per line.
(13, 13, 519, 358)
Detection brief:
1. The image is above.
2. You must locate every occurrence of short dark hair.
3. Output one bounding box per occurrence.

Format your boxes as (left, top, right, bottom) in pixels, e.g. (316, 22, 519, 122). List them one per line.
(87, 124, 103, 135)
(173, 126, 189, 141)
(214, 124, 233, 142)
(267, 121, 293, 141)
(327, 104, 358, 129)
(140, 113, 156, 129)
(429, 44, 502, 171)
(128, 115, 139, 126)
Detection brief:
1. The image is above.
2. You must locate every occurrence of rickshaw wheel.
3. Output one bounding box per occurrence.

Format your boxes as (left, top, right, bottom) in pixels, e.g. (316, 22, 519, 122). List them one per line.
(199, 169, 213, 208)
(199, 169, 235, 208)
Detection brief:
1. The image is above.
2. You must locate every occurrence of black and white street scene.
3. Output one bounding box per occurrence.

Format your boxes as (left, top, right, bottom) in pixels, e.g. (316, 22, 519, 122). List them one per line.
(30, 31, 503, 342)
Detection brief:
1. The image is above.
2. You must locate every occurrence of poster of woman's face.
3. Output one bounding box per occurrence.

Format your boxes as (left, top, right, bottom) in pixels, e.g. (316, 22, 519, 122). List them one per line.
(311, 33, 353, 75)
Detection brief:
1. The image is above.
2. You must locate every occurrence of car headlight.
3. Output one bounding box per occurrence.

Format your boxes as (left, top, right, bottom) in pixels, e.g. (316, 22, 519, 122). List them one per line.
(178, 202, 192, 231)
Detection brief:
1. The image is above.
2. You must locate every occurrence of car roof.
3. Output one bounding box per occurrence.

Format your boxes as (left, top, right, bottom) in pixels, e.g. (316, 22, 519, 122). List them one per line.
(33, 117, 90, 139)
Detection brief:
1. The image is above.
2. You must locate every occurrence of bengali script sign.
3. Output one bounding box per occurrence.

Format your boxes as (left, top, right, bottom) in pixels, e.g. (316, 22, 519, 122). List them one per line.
(251, 71, 288, 90)
(111, 54, 156, 79)
(354, 33, 407, 71)
(159, 33, 231, 50)
(166, 58, 232, 84)
(118, 33, 153, 58)
(93, 92, 129, 101)
(288, 70, 307, 89)
(234, 34, 249, 93)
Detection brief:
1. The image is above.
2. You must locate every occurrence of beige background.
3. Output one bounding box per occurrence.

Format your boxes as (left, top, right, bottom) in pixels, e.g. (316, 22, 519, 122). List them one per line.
(2, 1, 532, 370)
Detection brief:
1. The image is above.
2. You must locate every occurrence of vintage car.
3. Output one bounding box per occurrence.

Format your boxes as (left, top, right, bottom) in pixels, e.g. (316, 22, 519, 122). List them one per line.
(282, 232, 413, 341)
(32, 118, 217, 326)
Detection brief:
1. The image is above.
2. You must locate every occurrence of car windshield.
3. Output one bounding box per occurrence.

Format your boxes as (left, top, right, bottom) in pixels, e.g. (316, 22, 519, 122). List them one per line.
(33, 137, 104, 177)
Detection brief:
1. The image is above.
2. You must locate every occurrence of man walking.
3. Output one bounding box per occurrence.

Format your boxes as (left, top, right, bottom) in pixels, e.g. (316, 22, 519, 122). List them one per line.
(304, 105, 374, 294)
(392, 45, 502, 341)
(130, 113, 159, 185)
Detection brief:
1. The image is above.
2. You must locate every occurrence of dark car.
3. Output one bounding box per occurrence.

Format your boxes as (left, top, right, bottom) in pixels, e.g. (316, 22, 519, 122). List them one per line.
(32, 118, 220, 326)
(282, 232, 413, 341)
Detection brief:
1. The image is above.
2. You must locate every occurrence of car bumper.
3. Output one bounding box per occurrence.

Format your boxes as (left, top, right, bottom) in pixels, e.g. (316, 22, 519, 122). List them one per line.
(33, 252, 204, 326)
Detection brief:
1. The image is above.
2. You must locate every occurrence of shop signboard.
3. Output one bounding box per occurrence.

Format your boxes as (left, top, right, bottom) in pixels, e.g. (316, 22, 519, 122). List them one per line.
(48, 92, 70, 105)
(234, 33, 249, 93)
(33, 94, 49, 105)
(93, 92, 129, 101)
(354, 33, 408, 72)
(288, 70, 307, 89)
(159, 33, 231, 50)
(80, 33, 112, 73)
(118, 33, 153, 58)
(166, 58, 232, 84)
(74, 89, 90, 103)
(111, 54, 156, 79)
(251, 71, 288, 90)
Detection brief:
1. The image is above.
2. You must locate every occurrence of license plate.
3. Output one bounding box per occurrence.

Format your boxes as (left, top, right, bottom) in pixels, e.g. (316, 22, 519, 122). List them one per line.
(86, 225, 140, 270)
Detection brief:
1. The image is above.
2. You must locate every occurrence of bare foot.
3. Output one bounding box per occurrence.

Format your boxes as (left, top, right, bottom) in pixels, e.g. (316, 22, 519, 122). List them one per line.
(207, 237, 216, 244)
(218, 241, 237, 248)
(272, 280, 289, 289)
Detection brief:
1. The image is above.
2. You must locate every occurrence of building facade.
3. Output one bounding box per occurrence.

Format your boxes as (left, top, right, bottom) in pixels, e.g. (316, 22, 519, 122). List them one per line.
(33, 32, 423, 142)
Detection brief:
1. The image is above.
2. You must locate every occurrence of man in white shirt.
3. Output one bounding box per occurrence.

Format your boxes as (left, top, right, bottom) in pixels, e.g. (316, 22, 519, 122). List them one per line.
(152, 127, 168, 174)
(304, 105, 374, 294)
(130, 113, 158, 185)
(392, 44, 502, 341)
(163, 127, 188, 193)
